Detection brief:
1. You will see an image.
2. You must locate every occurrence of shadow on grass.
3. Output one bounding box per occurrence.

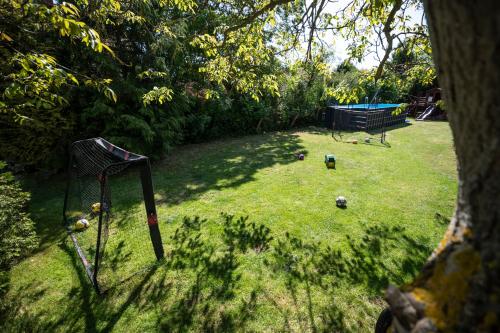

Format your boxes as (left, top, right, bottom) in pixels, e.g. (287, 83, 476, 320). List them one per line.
(114, 216, 431, 332)
(24, 177, 68, 255)
(2, 211, 433, 332)
(0, 278, 49, 332)
(153, 132, 307, 206)
(148, 214, 272, 332)
(267, 223, 432, 332)
(12, 130, 308, 313)
(434, 212, 450, 226)
(0, 240, 99, 332)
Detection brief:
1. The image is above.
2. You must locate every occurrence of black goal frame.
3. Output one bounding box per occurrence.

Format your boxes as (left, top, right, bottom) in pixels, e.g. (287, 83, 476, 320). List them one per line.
(62, 138, 164, 294)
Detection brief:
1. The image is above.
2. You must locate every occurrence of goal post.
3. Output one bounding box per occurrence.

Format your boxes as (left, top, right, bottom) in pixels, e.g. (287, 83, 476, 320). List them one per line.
(139, 159, 164, 261)
(63, 137, 164, 293)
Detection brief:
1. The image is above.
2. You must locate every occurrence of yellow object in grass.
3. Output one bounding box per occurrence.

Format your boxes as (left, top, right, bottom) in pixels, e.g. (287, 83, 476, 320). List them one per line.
(75, 219, 89, 230)
(91, 202, 101, 213)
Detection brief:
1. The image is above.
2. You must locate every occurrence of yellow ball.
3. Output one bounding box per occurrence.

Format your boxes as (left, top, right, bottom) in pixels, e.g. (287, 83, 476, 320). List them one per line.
(75, 219, 89, 230)
(91, 202, 101, 213)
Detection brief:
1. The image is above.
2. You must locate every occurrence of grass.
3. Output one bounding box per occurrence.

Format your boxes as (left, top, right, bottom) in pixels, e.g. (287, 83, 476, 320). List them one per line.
(1, 121, 457, 332)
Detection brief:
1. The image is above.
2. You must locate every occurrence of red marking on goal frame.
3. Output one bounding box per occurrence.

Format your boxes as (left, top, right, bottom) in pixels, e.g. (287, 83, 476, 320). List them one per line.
(147, 213, 158, 226)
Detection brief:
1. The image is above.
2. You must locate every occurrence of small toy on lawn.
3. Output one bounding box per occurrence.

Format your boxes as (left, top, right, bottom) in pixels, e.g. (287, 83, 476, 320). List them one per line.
(336, 196, 347, 208)
(91, 202, 108, 214)
(352, 139, 358, 144)
(91, 202, 101, 213)
(298, 153, 305, 160)
(75, 218, 89, 230)
(325, 154, 336, 169)
(365, 137, 371, 143)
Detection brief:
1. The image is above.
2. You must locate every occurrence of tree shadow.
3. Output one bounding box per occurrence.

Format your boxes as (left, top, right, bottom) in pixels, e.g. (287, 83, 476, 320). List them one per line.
(99, 216, 431, 332)
(434, 212, 450, 226)
(59, 240, 98, 332)
(22, 174, 68, 255)
(1, 240, 99, 332)
(153, 132, 307, 206)
(30, 214, 271, 332)
(2, 240, 158, 333)
(60, 239, 162, 333)
(81, 214, 269, 332)
(103, 240, 133, 272)
(342, 225, 433, 290)
(154, 214, 272, 332)
(0, 278, 50, 332)
(267, 223, 433, 332)
(100, 265, 160, 332)
(4, 211, 435, 332)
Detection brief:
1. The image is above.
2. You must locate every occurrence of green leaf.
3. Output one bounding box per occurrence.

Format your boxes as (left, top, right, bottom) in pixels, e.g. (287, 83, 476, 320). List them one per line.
(0, 32, 13, 42)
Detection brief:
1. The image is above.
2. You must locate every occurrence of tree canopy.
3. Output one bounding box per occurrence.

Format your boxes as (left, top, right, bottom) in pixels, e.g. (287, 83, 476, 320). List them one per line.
(0, 0, 435, 167)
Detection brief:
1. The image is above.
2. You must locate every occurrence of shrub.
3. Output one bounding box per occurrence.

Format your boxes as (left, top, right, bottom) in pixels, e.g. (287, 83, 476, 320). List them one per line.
(0, 162, 38, 271)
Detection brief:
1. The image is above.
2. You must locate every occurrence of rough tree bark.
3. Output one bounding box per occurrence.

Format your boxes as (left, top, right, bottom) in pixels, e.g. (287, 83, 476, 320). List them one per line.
(385, 1, 500, 332)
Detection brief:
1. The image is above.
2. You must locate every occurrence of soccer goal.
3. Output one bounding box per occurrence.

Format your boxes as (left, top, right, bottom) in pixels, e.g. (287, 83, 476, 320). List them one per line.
(63, 138, 164, 293)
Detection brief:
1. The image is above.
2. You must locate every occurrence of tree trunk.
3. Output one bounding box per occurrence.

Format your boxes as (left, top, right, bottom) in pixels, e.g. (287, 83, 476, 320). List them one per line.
(385, 1, 500, 332)
(290, 113, 300, 129)
(256, 118, 264, 133)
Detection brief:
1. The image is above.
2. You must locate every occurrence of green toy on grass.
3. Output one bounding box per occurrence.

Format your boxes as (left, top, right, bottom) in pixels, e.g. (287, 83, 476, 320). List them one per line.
(325, 154, 336, 169)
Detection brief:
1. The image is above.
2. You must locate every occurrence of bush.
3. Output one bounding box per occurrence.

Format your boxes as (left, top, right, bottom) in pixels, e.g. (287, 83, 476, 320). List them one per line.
(0, 162, 38, 271)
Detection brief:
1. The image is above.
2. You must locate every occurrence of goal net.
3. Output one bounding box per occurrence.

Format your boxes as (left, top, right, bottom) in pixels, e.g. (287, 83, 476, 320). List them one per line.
(63, 138, 164, 293)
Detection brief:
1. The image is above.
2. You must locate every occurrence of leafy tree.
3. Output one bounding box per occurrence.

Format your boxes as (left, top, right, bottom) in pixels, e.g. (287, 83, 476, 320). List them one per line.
(336, 60, 358, 74)
(0, 0, 116, 166)
(278, 57, 331, 127)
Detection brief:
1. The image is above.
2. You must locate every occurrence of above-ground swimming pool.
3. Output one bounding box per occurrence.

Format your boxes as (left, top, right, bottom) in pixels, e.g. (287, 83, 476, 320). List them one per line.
(334, 103, 401, 111)
(321, 103, 407, 130)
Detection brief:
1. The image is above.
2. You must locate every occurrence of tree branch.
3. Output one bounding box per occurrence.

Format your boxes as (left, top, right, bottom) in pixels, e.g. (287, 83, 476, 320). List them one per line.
(374, 0, 403, 81)
(223, 0, 293, 37)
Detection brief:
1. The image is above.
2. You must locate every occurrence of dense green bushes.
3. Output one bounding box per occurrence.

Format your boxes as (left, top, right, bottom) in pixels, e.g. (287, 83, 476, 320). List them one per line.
(0, 162, 38, 271)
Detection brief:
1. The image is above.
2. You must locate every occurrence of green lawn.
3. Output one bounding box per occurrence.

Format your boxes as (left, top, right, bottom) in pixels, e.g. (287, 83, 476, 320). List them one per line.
(2, 121, 457, 332)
